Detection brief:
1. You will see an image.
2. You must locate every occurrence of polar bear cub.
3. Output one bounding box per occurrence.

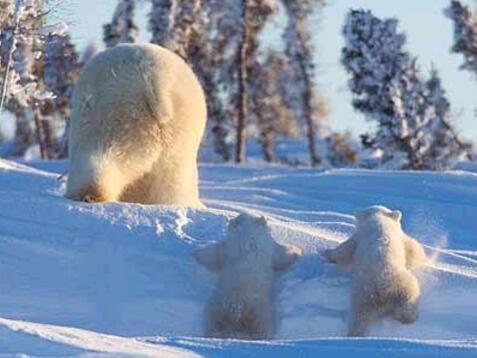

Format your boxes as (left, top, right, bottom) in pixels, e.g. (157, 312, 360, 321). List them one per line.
(324, 205, 427, 336)
(66, 44, 206, 207)
(194, 213, 302, 339)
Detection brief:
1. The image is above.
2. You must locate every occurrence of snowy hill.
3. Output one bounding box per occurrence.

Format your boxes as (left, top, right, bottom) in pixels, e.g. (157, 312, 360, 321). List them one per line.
(1, 159, 477, 357)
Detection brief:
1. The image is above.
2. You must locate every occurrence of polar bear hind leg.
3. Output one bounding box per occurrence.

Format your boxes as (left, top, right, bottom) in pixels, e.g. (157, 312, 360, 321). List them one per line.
(348, 299, 384, 337)
(144, 154, 203, 208)
(391, 271, 420, 324)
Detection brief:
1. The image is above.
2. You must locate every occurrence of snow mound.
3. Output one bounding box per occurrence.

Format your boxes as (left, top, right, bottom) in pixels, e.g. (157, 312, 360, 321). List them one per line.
(1, 160, 477, 356)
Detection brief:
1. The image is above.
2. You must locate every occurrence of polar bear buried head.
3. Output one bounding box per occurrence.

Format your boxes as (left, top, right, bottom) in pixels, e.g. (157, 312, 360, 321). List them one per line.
(324, 205, 428, 336)
(66, 44, 206, 207)
(194, 213, 302, 340)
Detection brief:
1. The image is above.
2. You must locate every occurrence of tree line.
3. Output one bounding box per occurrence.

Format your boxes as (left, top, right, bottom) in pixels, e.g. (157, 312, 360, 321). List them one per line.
(0, 0, 476, 170)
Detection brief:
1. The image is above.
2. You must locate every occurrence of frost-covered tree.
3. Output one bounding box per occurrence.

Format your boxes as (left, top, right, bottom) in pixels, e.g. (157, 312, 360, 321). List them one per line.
(0, 0, 16, 143)
(235, 0, 277, 163)
(445, 0, 477, 76)
(1, 0, 55, 158)
(148, 0, 174, 46)
(42, 26, 80, 157)
(282, 0, 327, 166)
(200, 0, 243, 161)
(234, 0, 251, 164)
(103, 0, 138, 48)
(149, 0, 205, 58)
(0, 0, 79, 159)
(249, 50, 297, 162)
(0, 0, 20, 112)
(421, 68, 473, 168)
(166, 0, 203, 58)
(342, 9, 470, 170)
(44, 28, 79, 119)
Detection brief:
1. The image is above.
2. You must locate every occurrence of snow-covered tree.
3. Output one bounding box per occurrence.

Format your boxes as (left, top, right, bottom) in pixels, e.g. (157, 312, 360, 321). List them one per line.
(342, 9, 470, 170)
(148, 0, 174, 46)
(282, 0, 327, 167)
(445, 0, 477, 76)
(42, 26, 80, 157)
(103, 0, 138, 48)
(149, 0, 205, 58)
(43, 28, 79, 119)
(1, 0, 55, 158)
(421, 68, 473, 168)
(200, 0, 243, 161)
(249, 50, 297, 162)
(234, 0, 252, 164)
(166, 0, 203, 58)
(0, 0, 20, 112)
(0, 0, 16, 143)
(233, 0, 277, 163)
(0, 0, 80, 159)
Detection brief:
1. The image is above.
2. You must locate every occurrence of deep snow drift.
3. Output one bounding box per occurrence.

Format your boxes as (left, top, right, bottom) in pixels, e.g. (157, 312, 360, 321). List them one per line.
(0, 159, 477, 356)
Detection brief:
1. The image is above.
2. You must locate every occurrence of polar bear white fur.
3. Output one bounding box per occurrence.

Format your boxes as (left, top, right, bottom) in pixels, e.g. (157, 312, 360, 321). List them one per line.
(324, 205, 428, 337)
(65, 43, 206, 207)
(194, 213, 302, 339)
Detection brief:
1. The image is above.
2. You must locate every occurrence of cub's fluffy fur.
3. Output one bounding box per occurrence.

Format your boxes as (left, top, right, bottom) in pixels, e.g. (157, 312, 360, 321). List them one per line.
(324, 206, 427, 336)
(194, 213, 302, 339)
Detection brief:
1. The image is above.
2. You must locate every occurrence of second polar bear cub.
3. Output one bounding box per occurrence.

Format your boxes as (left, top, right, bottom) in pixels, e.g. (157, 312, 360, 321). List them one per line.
(66, 44, 206, 207)
(194, 213, 302, 340)
(324, 205, 428, 337)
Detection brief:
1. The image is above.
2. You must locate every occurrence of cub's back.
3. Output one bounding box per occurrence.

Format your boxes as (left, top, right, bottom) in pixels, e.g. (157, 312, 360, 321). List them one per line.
(353, 217, 407, 280)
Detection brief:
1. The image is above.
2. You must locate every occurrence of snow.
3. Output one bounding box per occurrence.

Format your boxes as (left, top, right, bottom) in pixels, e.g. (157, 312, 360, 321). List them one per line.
(1, 158, 477, 356)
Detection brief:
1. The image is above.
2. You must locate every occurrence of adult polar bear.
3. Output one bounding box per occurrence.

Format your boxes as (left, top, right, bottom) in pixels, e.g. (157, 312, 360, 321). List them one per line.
(66, 44, 206, 207)
(324, 206, 428, 337)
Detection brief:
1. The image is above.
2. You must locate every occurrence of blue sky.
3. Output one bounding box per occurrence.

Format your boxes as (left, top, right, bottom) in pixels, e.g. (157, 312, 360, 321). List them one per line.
(63, 0, 477, 141)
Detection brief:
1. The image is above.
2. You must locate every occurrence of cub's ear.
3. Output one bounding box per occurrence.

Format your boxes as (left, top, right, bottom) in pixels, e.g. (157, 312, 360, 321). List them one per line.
(193, 241, 225, 271)
(273, 243, 302, 272)
(388, 210, 402, 222)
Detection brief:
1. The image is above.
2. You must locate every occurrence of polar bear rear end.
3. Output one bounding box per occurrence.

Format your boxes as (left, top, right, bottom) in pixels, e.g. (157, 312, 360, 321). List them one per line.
(66, 44, 206, 207)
